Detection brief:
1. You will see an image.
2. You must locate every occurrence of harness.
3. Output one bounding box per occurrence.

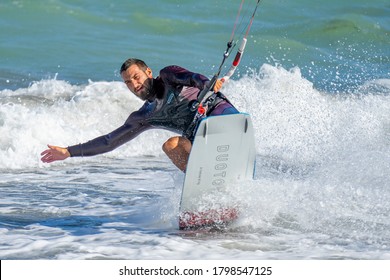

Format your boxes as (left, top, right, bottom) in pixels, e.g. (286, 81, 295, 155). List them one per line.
(183, 91, 228, 140)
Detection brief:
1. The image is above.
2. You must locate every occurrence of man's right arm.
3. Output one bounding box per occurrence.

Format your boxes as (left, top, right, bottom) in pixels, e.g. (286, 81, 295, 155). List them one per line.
(67, 121, 148, 157)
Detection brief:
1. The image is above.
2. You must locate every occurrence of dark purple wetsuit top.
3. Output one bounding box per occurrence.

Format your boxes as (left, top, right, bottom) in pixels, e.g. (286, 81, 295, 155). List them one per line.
(68, 65, 239, 157)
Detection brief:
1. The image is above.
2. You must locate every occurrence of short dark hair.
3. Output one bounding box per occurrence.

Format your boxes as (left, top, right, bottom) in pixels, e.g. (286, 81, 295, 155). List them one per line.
(120, 58, 148, 74)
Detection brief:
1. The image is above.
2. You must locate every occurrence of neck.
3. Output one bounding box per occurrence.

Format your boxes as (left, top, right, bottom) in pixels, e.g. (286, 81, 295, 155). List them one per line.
(150, 77, 164, 100)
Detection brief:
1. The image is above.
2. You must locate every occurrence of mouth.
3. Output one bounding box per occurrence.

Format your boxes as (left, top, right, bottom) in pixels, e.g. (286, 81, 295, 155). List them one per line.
(134, 86, 149, 100)
(135, 86, 143, 94)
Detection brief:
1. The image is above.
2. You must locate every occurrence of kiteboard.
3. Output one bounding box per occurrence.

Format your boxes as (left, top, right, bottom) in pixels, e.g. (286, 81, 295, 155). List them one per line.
(179, 113, 256, 229)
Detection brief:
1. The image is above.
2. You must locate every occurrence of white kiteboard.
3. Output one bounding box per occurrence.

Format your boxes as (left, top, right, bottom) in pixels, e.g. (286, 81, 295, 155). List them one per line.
(179, 113, 256, 229)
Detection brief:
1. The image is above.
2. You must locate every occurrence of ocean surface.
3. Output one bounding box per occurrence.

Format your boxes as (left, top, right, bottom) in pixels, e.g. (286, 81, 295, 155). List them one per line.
(0, 0, 389, 260)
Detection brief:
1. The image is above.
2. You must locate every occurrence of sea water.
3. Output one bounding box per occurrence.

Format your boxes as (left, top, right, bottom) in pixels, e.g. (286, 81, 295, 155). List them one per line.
(0, 0, 389, 259)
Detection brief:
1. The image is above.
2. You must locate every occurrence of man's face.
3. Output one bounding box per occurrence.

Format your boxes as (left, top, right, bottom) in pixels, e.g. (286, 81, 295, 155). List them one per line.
(121, 64, 153, 101)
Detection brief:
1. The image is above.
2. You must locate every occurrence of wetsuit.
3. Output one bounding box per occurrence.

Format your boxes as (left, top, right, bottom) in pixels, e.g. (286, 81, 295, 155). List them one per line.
(68, 65, 239, 157)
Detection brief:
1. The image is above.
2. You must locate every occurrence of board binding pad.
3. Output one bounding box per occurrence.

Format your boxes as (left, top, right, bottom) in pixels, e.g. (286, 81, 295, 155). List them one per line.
(179, 113, 256, 230)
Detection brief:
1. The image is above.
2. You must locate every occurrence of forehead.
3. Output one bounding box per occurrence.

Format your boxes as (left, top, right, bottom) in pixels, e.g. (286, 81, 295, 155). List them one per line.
(121, 64, 143, 78)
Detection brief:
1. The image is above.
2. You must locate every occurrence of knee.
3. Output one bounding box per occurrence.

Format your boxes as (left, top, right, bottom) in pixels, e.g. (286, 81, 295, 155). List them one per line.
(162, 137, 180, 153)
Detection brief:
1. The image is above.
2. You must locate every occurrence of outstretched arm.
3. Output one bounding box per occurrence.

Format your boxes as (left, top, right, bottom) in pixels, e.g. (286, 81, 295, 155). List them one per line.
(40, 109, 150, 163)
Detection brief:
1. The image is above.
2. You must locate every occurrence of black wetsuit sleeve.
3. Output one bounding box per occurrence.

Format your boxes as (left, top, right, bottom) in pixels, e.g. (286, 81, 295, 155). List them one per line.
(67, 112, 150, 157)
(160, 65, 210, 91)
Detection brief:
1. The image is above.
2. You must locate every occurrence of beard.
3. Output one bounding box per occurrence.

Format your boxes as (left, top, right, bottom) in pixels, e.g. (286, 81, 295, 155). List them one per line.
(137, 78, 155, 101)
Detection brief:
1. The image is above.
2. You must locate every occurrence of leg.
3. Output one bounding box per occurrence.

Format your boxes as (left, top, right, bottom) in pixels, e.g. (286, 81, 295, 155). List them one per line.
(162, 136, 192, 172)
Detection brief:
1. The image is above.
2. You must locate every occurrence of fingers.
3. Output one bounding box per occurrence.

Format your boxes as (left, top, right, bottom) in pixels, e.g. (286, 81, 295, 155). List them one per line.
(40, 150, 55, 163)
(41, 154, 54, 163)
(213, 79, 225, 93)
(41, 146, 55, 163)
(40, 145, 53, 156)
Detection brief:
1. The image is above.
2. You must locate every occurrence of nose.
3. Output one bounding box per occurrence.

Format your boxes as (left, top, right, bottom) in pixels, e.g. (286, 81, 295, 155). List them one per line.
(127, 79, 138, 91)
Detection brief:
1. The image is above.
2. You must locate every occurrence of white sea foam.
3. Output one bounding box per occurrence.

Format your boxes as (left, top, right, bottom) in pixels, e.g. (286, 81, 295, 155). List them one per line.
(1, 64, 389, 170)
(0, 64, 389, 259)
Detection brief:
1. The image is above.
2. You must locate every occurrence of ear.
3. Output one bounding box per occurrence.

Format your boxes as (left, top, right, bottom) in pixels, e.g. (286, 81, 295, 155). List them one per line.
(145, 67, 153, 78)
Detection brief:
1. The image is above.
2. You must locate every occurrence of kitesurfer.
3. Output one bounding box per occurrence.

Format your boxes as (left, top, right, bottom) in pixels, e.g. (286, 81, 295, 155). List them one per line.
(41, 58, 239, 171)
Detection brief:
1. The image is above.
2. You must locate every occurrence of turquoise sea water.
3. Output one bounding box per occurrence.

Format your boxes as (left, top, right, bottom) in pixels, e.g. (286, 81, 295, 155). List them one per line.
(1, 0, 389, 91)
(0, 0, 389, 260)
